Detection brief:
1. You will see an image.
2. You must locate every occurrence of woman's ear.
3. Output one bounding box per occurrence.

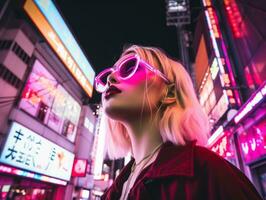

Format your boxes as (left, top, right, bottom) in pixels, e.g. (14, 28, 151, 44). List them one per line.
(161, 83, 177, 105)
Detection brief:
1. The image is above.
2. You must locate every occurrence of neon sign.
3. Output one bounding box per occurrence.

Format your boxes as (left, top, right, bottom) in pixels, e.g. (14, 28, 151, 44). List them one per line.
(238, 119, 266, 163)
(23, 0, 94, 97)
(202, 0, 240, 107)
(211, 136, 233, 158)
(0, 122, 75, 181)
(72, 159, 88, 177)
(210, 58, 220, 80)
(234, 82, 266, 123)
(206, 7, 220, 38)
(208, 125, 224, 146)
(0, 164, 67, 185)
(91, 107, 106, 178)
(20, 60, 81, 142)
(208, 127, 234, 159)
(34, 0, 95, 84)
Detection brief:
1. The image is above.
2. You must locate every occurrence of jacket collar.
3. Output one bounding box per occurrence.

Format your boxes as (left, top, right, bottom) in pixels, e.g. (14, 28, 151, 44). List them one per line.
(116, 141, 195, 182)
(144, 141, 195, 179)
(108, 141, 196, 196)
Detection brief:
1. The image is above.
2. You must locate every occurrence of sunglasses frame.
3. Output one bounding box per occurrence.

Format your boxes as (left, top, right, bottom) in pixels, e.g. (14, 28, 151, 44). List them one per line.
(95, 54, 171, 93)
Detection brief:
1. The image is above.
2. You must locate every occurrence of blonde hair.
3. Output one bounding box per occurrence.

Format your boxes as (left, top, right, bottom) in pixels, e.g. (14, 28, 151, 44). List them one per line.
(103, 45, 210, 159)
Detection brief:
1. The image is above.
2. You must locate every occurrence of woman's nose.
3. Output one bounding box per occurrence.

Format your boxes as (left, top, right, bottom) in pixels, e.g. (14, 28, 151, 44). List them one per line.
(107, 71, 118, 86)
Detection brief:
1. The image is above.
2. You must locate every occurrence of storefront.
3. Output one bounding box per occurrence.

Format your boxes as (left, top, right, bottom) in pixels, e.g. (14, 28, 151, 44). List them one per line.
(207, 82, 266, 198)
(0, 122, 75, 200)
(233, 82, 266, 198)
(237, 116, 266, 197)
(0, 173, 55, 200)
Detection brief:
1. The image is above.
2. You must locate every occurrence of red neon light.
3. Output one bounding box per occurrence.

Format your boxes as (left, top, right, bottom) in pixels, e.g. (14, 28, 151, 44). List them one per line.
(203, 0, 239, 106)
(224, 0, 245, 38)
(0, 164, 67, 185)
(71, 159, 88, 177)
(251, 64, 264, 86)
(244, 66, 255, 89)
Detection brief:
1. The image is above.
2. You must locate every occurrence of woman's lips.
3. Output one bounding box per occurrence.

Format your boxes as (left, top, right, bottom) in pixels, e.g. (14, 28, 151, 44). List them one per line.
(105, 85, 121, 100)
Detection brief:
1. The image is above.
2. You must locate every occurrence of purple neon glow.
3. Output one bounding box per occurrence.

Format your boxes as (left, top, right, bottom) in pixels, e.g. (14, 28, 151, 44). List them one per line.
(238, 118, 266, 163)
(0, 164, 67, 185)
(234, 82, 266, 123)
(207, 125, 224, 146)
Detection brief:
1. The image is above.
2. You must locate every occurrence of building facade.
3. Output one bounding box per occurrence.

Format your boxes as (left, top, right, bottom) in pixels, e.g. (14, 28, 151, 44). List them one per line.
(193, 0, 266, 198)
(0, 1, 96, 199)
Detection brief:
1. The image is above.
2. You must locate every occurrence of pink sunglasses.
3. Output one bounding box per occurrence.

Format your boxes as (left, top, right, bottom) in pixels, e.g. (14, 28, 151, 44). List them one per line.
(95, 54, 171, 93)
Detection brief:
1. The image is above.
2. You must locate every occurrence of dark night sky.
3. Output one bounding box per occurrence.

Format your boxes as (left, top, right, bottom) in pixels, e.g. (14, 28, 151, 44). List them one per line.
(54, 0, 200, 103)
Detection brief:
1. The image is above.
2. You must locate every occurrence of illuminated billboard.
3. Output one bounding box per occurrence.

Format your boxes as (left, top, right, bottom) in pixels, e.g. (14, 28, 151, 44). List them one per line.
(24, 0, 95, 97)
(72, 158, 88, 177)
(199, 58, 229, 125)
(0, 122, 75, 181)
(19, 59, 81, 142)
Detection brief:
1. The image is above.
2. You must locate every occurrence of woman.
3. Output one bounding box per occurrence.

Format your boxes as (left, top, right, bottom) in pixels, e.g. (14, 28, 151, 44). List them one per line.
(95, 45, 262, 200)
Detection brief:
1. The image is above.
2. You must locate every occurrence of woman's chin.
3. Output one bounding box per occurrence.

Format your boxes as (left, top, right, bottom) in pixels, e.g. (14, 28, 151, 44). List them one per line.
(103, 106, 125, 120)
(103, 104, 142, 122)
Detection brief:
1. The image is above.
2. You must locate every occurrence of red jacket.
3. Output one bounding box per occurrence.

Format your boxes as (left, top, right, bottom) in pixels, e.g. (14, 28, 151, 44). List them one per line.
(101, 141, 263, 200)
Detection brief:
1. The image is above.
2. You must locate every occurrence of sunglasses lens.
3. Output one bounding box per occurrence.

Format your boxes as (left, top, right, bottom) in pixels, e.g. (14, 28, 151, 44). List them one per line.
(119, 58, 137, 78)
(100, 71, 112, 85)
(95, 70, 112, 92)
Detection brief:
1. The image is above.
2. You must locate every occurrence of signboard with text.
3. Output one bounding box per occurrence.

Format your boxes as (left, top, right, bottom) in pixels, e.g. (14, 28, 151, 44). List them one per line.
(23, 0, 95, 97)
(0, 122, 75, 181)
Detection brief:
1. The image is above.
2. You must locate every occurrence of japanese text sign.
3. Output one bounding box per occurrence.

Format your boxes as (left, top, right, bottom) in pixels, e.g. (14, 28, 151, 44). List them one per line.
(0, 122, 74, 181)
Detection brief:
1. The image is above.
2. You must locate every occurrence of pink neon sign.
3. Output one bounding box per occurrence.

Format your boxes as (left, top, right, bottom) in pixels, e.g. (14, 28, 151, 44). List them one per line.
(238, 118, 266, 163)
(210, 132, 234, 159)
(202, 0, 240, 107)
(234, 82, 266, 123)
(0, 164, 67, 185)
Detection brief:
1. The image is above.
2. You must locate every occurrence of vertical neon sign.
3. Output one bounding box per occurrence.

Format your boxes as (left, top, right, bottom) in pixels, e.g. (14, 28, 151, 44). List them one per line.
(223, 0, 245, 38)
(202, 0, 241, 107)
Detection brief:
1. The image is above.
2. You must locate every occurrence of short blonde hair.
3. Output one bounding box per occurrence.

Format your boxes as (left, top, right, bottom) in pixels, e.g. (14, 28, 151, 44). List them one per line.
(103, 45, 210, 159)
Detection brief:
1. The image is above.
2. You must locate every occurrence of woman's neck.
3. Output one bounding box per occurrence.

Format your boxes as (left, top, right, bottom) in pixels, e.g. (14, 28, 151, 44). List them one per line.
(123, 117, 163, 164)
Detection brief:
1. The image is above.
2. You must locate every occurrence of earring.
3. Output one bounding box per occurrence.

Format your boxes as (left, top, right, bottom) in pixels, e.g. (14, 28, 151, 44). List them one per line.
(161, 83, 177, 105)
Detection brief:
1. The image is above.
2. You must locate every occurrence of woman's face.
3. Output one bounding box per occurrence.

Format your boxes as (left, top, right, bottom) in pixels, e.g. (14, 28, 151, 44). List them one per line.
(102, 53, 165, 121)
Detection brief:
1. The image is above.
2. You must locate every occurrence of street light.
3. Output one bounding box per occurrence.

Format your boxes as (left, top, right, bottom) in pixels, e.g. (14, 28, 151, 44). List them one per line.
(166, 0, 191, 74)
(166, 0, 191, 26)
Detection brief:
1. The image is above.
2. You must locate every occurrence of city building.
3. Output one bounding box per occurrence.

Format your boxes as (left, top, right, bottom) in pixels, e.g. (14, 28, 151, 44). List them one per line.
(0, 0, 96, 199)
(193, 0, 266, 198)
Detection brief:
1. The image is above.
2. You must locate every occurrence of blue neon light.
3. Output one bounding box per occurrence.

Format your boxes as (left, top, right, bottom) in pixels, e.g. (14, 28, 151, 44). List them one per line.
(34, 0, 95, 86)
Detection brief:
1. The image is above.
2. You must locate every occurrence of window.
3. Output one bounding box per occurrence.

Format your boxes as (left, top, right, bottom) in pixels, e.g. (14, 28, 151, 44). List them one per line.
(0, 40, 12, 50)
(11, 42, 30, 64)
(37, 101, 48, 122)
(0, 64, 22, 89)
